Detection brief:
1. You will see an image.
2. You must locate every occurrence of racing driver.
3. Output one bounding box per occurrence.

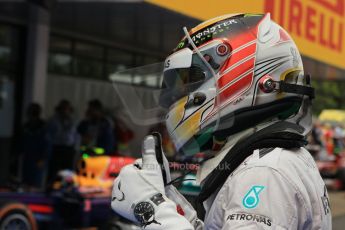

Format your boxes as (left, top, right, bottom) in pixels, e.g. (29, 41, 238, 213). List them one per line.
(111, 13, 332, 229)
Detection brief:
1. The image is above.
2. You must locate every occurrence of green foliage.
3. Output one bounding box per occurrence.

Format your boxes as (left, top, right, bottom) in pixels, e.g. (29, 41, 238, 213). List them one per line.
(312, 80, 345, 115)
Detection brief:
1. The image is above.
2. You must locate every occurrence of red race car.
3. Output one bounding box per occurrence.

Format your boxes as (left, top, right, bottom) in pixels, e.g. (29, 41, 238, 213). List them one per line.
(0, 155, 138, 230)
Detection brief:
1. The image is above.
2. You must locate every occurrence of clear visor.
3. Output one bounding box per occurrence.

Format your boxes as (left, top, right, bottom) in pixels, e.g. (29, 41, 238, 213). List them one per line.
(111, 28, 221, 156)
(160, 52, 214, 109)
(110, 62, 167, 125)
(111, 30, 220, 127)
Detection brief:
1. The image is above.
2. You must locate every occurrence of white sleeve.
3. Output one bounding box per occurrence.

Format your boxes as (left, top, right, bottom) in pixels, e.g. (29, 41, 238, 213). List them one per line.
(216, 166, 309, 229)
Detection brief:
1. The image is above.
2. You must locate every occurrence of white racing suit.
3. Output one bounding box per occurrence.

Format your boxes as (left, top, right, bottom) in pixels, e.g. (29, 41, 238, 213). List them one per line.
(200, 147, 332, 229)
(111, 136, 332, 229)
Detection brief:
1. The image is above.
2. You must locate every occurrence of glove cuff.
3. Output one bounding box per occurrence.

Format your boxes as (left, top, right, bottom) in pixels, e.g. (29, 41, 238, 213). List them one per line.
(131, 192, 194, 229)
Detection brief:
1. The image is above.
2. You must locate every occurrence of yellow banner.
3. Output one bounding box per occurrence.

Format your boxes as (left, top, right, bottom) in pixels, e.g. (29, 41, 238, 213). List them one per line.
(147, 0, 345, 70)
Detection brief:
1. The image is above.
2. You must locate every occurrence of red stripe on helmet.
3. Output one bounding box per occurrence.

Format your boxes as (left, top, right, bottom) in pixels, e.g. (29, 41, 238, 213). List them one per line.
(204, 71, 254, 122)
(228, 31, 256, 49)
(218, 56, 256, 90)
(219, 72, 254, 104)
(221, 42, 256, 71)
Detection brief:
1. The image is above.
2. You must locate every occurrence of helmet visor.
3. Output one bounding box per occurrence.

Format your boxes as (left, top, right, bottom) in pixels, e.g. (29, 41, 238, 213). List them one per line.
(160, 52, 216, 108)
(111, 47, 216, 125)
(110, 62, 166, 125)
(111, 28, 221, 157)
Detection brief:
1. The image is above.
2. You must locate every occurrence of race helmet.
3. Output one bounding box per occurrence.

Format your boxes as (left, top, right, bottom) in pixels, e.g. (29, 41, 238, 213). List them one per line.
(160, 13, 315, 156)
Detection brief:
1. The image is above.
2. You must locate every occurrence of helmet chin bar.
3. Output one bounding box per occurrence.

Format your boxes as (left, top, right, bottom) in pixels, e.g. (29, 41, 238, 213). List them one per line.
(182, 27, 221, 132)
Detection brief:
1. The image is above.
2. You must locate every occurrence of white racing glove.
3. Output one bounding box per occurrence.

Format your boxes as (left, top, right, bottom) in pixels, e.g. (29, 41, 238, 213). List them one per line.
(152, 133, 203, 229)
(111, 135, 202, 229)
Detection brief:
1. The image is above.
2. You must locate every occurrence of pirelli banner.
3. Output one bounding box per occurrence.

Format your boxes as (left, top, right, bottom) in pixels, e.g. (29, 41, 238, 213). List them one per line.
(147, 0, 345, 70)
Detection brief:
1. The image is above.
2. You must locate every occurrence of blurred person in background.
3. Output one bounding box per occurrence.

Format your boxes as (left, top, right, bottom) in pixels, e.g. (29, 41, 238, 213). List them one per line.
(47, 100, 78, 182)
(323, 123, 335, 156)
(308, 121, 345, 160)
(20, 103, 50, 190)
(77, 99, 114, 155)
(311, 120, 323, 146)
(307, 120, 324, 157)
(333, 124, 345, 155)
(113, 115, 134, 155)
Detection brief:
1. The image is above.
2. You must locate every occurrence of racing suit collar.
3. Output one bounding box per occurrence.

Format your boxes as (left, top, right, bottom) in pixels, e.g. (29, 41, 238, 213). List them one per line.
(196, 121, 280, 185)
(198, 121, 307, 202)
(196, 128, 255, 184)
